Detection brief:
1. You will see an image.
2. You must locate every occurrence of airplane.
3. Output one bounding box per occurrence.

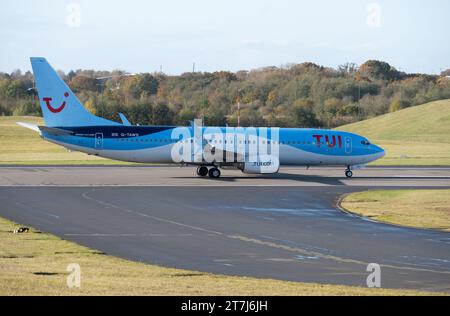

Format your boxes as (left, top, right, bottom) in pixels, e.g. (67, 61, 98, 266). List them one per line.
(17, 57, 385, 179)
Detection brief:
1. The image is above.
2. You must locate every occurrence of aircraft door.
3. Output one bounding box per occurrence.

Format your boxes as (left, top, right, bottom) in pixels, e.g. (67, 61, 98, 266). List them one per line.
(95, 133, 103, 150)
(344, 137, 352, 154)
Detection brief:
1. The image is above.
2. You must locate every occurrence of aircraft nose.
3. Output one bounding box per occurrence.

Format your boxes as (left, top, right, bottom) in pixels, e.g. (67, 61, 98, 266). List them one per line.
(374, 145, 385, 158)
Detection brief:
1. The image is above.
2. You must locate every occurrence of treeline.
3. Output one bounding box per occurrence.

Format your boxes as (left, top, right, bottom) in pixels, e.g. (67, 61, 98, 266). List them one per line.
(1, 60, 450, 128)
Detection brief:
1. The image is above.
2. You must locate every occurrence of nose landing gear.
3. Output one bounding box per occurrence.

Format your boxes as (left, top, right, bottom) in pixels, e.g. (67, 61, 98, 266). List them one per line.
(345, 166, 353, 178)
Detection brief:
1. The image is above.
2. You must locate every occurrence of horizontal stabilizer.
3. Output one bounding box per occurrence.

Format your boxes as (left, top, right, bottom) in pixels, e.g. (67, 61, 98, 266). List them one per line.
(16, 122, 41, 134)
(38, 126, 74, 136)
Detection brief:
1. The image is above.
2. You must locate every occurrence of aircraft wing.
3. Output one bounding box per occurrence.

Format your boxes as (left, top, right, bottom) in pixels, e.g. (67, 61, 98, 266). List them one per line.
(201, 139, 246, 162)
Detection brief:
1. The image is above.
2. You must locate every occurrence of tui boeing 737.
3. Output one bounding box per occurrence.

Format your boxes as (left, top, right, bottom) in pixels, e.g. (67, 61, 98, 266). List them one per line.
(18, 57, 385, 178)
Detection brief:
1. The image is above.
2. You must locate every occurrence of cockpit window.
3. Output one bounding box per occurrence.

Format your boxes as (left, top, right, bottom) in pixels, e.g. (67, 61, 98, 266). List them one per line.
(361, 140, 371, 146)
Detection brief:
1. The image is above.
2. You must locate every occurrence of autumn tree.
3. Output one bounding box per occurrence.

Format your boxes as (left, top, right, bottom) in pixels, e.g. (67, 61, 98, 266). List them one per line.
(389, 99, 411, 112)
(358, 60, 403, 81)
(292, 99, 319, 127)
(70, 75, 98, 92)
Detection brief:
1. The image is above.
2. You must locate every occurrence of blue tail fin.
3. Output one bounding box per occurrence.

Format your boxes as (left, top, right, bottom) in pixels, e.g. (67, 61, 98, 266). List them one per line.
(30, 57, 119, 127)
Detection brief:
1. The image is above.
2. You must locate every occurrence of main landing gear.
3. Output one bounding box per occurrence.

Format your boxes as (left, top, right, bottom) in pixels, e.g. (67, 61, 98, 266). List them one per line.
(345, 166, 353, 178)
(196, 166, 221, 178)
(196, 166, 208, 177)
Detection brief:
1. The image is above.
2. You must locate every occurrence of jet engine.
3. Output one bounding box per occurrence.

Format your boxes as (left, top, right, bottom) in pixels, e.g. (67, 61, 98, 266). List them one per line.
(238, 155, 280, 174)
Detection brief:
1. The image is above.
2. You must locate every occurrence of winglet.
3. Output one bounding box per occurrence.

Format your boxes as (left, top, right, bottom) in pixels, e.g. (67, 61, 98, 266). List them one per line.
(118, 113, 131, 126)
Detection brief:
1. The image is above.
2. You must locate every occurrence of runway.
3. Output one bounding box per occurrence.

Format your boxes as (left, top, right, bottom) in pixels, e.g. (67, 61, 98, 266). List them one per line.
(1, 165, 450, 187)
(0, 166, 450, 292)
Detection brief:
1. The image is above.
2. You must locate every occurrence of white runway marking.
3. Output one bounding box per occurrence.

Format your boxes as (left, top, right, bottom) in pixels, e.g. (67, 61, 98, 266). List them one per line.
(64, 233, 193, 237)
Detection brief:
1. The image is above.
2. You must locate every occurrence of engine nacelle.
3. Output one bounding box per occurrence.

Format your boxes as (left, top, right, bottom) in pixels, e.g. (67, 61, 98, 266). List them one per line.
(239, 155, 280, 174)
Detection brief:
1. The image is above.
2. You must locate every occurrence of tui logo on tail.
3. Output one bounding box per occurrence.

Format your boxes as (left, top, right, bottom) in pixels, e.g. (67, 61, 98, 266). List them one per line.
(43, 92, 69, 113)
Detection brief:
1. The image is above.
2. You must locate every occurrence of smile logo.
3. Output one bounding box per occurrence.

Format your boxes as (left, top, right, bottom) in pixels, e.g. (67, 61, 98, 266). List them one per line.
(43, 92, 69, 113)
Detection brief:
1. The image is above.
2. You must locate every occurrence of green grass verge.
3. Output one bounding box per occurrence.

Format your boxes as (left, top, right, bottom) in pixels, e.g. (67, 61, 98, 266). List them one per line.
(0, 116, 132, 165)
(0, 216, 443, 295)
(337, 99, 450, 166)
(340, 189, 450, 232)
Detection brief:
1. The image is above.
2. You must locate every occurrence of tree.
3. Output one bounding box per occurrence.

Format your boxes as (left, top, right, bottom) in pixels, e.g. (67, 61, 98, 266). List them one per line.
(389, 99, 411, 112)
(1, 58, 449, 130)
(324, 98, 343, 115)
(176, 107, 196, 125)
(338, 63, 358, 75)
(267, 90, 278, 105)
(12, 100, 41, 116)
(292, 99, 319, 127)
(213, 71, 237, 82)
(5, 80, 28, 98)
(129, 101, 153, 125)
(359, 60, 402, 81)
(153, 102, 174, 125)
(122, 74, 159, 100)
(67, 70, 77, 81)
(70, 76, 98, 92)
(290, 62, 323, 75)
(238, 108, 265, 127)
(84, 98, 96, 115)
(441, 69, 450, 77)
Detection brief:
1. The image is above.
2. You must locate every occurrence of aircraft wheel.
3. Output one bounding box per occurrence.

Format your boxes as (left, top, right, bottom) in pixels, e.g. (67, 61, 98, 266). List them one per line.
(208, 167, 221, 178)
(345, 170, 353, 178)
(197, 166, 208, 177)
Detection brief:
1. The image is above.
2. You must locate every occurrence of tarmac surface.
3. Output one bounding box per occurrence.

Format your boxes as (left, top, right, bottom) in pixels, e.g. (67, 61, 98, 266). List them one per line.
(0, 166, 449, 292)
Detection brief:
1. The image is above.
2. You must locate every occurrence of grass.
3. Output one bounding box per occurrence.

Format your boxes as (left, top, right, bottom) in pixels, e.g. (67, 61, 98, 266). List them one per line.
(0, 216, 441, 296)
(0, 116, 132, 165)
(340, 189, 450, 232)
(337, 99, 450, 166)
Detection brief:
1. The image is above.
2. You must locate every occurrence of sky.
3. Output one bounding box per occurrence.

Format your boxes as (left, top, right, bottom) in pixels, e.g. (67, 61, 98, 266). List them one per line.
(1, 0, 449, 74)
